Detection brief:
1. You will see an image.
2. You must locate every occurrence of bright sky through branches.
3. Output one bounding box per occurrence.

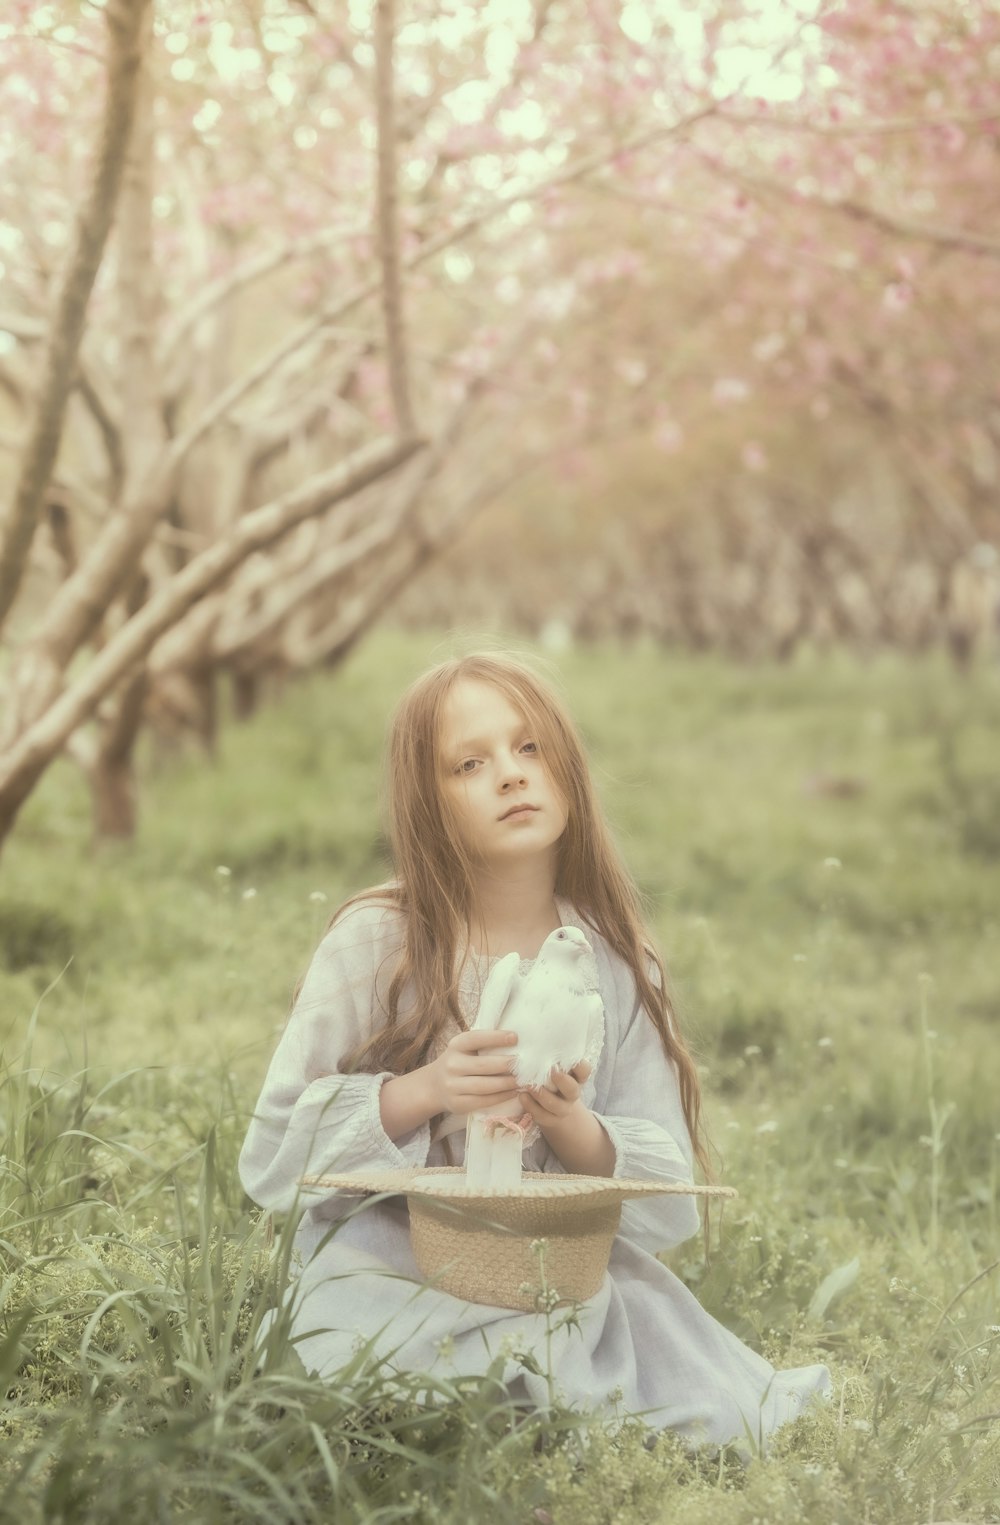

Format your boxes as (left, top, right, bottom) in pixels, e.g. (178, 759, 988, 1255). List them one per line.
(619, 0, 830, 103)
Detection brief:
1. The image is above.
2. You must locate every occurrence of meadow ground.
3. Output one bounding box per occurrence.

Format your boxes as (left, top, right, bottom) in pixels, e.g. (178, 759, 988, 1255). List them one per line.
(0, 627, 998, 1524)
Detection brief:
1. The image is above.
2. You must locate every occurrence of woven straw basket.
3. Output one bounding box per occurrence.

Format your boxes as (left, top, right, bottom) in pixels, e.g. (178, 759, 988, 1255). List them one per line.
(302, 1167, 737, 1313)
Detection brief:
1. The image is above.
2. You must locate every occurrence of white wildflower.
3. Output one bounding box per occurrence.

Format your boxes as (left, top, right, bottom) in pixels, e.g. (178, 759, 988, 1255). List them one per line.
(242, 887, 257, 900)
(215, 865, 232, 877)
(755, 1119, 778, 1134)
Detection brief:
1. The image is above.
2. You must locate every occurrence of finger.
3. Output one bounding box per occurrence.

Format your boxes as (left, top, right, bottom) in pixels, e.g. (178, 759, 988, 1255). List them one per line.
(570, 1060, 592, 1083)
(450, 1029, 518, 1052)
(456, 1075, 520, 1096)
(454, 1053, 519, 1075)
(546, 1069, 580, 1101)
(519, 1087, 561, 1118)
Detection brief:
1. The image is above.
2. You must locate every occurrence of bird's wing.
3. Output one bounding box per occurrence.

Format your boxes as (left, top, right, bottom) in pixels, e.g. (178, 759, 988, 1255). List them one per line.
(580, 988, 606, 1073)
(470, 951, 521, 1032)
(509, 958, 606, 1087)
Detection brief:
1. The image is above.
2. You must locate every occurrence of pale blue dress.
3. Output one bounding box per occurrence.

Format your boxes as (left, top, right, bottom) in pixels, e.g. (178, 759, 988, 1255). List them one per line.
(238, 895, 831, 1450)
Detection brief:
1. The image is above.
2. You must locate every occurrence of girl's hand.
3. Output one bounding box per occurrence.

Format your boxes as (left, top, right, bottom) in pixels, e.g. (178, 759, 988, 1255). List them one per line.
(427, 1029, 520, 1116)
(517, 1060, 614, 1176)
(519, 1060, 592, 1129)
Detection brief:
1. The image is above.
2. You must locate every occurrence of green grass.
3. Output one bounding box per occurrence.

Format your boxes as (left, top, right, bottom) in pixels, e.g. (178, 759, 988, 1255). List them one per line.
(1, 627, 998, 1522)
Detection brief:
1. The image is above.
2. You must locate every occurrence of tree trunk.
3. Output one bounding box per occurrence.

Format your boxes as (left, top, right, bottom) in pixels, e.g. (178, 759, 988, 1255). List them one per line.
(87, 36, 161, 844)
(0, 0, 152, 634)
(90, 579, 148, 840)
(92, 751, 139, 839)
(231, 669, 259, 721)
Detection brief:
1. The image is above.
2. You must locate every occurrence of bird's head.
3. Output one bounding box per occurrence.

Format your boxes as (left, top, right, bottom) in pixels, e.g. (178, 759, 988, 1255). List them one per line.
(540, 925, 591, 960)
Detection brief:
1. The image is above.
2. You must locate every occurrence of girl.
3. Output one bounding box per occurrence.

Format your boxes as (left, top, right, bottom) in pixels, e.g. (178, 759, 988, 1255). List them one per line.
(239, 651, 830, 1450)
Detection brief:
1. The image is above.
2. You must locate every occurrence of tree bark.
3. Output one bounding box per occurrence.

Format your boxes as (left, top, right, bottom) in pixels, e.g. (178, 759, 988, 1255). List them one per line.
(90, 7, 161, 841)
(0, 0, 152, 634)
(92, 662, 147, 839)
(231, 669, 259, 722)
(374, 0, 415, 436)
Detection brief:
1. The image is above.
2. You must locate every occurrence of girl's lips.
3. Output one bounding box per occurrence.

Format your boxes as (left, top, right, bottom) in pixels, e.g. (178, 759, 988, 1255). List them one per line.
(501, 806, 538, 820)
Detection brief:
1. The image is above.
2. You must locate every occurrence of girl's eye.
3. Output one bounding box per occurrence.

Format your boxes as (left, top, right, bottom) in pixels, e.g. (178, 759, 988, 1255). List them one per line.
(456, 758, 479, 775)
(522, 741, 538, 754)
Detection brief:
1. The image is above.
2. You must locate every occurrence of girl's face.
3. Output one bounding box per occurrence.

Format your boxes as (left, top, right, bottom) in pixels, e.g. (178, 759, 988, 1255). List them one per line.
(437, 679, 569, 868)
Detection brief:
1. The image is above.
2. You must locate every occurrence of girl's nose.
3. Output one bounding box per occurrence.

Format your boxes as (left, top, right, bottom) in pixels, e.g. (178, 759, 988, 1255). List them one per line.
(498, 751, 527, 787)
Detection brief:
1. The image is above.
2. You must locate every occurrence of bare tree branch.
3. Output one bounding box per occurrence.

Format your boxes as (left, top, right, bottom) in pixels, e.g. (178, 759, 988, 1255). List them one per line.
(74, 362, 124, 494)
(0, 0, 153, 635)
(715, 106, 1000, 139)
(0, 433, 422, 844)
(158, 222, 367, 373)
(699, 155, 1000, 261)
(374, 0, 415, 436)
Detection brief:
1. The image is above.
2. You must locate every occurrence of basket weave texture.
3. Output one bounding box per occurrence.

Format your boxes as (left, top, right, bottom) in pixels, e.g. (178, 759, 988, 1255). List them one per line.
(302, 1166, 737, 1313)
(408, 1187, 620, 1310)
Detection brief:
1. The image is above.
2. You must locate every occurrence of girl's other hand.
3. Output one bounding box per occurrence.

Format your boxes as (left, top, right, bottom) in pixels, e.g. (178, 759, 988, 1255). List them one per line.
(429, 1029, 520, 1116)
(519, 1060, 592, 1128)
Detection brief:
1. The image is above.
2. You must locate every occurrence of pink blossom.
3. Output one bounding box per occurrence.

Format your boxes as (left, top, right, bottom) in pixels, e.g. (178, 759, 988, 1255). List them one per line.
(882, 281, 913, 314)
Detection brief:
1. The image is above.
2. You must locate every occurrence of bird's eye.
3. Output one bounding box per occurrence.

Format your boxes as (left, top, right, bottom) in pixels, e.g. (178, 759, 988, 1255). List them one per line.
(556, 930, 566, 940)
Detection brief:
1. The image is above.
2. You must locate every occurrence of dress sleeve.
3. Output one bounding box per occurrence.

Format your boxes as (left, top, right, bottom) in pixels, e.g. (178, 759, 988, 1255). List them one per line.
(238, 902, 431, 1214)
(588, 955, 702, 1253)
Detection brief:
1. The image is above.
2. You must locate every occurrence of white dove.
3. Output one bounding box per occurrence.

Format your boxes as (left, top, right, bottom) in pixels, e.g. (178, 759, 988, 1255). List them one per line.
(464, 925, 605, 1190)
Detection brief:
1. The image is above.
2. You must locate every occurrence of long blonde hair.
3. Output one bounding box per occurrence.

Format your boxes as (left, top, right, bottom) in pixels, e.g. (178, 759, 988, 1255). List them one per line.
(329, 651, 710, 1182)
